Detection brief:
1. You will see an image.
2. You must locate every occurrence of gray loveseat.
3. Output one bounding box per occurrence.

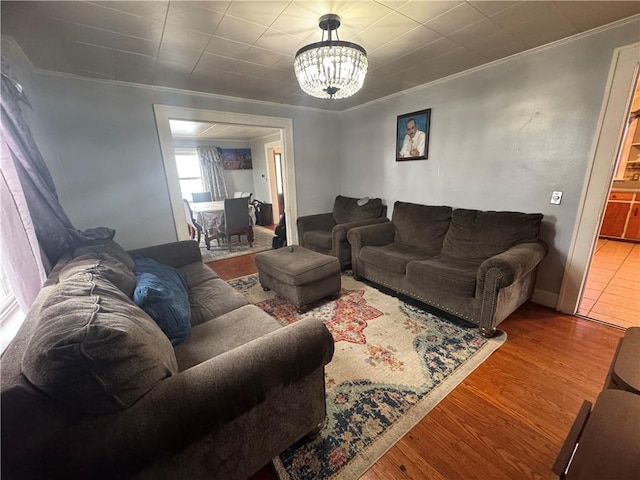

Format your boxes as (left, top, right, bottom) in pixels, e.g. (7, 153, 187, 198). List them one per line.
(348, 201, 547, 337)
(1, 239, 334, 480)
(297, 195, 389, 269)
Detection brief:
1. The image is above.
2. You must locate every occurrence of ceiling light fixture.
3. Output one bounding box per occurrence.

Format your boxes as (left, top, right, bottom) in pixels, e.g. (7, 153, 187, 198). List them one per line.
(294, 14, 368, 100)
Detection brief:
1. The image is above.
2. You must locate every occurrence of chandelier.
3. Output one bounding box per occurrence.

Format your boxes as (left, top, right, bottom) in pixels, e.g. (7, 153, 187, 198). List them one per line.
(294, 14, 368, 99)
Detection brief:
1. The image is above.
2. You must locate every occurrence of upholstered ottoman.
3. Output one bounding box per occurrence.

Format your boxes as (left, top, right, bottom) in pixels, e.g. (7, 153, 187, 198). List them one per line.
(255, 245, 341, 311)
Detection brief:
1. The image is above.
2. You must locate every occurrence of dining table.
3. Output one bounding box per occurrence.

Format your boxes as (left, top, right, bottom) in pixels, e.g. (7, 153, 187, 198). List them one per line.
(189, 200, 256, 250)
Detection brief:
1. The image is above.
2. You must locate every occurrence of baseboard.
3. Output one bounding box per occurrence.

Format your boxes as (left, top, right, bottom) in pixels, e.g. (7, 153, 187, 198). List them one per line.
(531, 289, 558, 309)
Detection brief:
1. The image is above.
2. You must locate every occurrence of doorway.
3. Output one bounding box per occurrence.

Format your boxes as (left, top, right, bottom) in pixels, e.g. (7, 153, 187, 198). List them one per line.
(558, 43, 640, 327)
(265, 143, 285, 222)
(577, 78, 640, 329)
(153, 105, 299, 246)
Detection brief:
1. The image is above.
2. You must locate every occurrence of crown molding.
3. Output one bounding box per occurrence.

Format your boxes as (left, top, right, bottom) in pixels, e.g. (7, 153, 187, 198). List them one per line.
(1, 34, 339, 116)
(341, 14, 640, 114)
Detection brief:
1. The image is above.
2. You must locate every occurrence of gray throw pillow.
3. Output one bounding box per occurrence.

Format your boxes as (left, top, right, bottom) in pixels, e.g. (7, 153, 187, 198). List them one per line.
(59, 252, 136, 298)
(73, 239, 135, 269)
(22, 272, 178, 415)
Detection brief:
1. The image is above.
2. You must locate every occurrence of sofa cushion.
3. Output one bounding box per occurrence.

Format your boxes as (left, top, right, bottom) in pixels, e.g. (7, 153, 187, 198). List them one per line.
(407, 255, 483, 297)
(22, 273, 178, 415)
(333, 195, 383, 224)
(133, 256, 191, 346)
(72, 239, 135, 270)
(442, 209, 543, 261)
(188, 278, 249, 326)
(59, 252, 136, 297)
(359, 243, 433, 275)
(392, 202, 452, 254)
(303, 230, 333, 250)
(178, 261, 220, 290)
(174, 305, 282, 371)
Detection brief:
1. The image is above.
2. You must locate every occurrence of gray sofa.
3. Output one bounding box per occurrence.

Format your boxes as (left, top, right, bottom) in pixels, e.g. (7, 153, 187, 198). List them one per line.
(348, 201, 547, 336)
(297, 195, 389, 269)
(1, 239, 334, 480)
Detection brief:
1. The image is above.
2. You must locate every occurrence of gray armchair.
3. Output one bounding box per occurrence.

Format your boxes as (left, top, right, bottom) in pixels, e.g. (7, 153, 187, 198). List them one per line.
(297, 195, 388, 269)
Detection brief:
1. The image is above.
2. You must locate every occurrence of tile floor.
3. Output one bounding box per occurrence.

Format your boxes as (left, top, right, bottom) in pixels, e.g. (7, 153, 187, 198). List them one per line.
(578, 239, 640, 329)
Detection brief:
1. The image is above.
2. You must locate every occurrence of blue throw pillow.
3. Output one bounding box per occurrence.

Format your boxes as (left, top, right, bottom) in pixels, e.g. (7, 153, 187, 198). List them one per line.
(133, 256, 191, 346)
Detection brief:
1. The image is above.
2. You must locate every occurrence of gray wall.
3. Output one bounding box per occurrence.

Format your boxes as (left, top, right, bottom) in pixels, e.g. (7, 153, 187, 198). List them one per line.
(338, 20, 640, 299)
(3, 45, 341, 250)
(250, 132, 281, 204)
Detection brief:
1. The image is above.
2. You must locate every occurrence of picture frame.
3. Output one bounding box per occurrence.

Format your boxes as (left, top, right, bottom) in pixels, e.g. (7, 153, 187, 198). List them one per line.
(396, 109, 431, 161)
(220, 148, 253, 170)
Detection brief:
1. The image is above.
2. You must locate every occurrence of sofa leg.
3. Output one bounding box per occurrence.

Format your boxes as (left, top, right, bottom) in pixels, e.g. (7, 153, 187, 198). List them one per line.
(353, 274, 362, 281)
(262, 285, 270, 292)
(480, 327, 497, 338)
(305, 418, 326, 440)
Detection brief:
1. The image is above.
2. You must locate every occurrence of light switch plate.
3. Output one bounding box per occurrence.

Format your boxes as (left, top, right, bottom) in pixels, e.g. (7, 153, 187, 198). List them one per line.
(550, 191, 563, 205)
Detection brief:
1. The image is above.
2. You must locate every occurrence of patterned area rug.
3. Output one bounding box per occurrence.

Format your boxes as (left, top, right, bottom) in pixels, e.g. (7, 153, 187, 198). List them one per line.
(229, 273, 506, 480)
(199, 225, 273, 263)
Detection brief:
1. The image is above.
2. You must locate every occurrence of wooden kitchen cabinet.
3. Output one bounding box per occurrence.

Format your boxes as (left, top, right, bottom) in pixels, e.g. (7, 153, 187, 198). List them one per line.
(599, 192, 640, 241)
(600, 201, 632, 238)
(626, 201, 640, 240)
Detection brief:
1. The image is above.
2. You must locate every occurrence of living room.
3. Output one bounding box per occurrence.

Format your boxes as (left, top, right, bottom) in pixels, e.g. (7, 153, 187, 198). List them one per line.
(1, 2, 639, 479)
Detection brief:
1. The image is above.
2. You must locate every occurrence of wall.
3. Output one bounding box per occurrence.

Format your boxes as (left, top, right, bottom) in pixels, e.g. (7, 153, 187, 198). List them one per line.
(250, 132, 281, 204)
(2, 42, 341, 250)
(173, 138, 255, 195)
(338, 19, 640, 301)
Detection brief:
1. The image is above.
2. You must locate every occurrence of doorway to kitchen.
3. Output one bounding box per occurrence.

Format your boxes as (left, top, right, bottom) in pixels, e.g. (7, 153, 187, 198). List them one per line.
(558, 43, 640, 330)
(576, 63, 640, 329)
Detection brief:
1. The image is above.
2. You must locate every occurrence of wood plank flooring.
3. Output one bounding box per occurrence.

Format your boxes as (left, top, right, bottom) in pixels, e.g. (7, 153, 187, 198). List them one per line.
(206, 255, 625, 480)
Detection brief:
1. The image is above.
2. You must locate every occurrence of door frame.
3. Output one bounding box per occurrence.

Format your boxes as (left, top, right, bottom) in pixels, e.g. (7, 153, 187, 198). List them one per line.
(557, 43, 640, 313)
(263, 140, 282, 221)
(153, 105, 299, 245)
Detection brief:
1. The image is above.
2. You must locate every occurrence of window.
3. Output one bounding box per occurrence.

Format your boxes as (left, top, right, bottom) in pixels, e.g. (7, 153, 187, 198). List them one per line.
(175, 148, 203, 200)
(0, 263, 24, 353)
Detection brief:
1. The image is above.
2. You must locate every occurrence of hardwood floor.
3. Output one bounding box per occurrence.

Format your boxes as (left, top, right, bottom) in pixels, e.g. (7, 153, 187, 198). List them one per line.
(207, 254, 625, 480)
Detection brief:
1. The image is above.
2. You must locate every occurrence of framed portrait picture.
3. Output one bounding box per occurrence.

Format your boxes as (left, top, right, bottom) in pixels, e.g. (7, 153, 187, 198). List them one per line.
(396, 109, 431, 161)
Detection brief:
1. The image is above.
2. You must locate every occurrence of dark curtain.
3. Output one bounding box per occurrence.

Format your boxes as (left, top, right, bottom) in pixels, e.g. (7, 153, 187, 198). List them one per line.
(0, 57, 114, 309)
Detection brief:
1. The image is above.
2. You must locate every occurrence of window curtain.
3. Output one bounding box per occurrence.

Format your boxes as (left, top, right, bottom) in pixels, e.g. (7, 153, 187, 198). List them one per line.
(0, 57, 114, 310)
(196, 146, 228, 201)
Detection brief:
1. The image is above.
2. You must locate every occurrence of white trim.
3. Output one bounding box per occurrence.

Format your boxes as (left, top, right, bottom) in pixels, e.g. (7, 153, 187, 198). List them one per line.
(153, 105, 298, 245)
(531, 289, 559, 309)
(263, 139, 281, 209)
(557, 43, 640, 314)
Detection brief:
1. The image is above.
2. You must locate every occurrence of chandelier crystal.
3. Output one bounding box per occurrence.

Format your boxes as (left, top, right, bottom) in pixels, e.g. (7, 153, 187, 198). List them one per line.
(294, 14, 368, 99)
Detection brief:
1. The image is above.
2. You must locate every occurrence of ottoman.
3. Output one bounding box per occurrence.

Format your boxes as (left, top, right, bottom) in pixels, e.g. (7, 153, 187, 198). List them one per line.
(255, 245, 341, 311)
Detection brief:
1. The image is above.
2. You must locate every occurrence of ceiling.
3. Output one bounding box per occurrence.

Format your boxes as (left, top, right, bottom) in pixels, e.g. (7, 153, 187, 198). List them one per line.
(170, 119, 280, 141)
(2, 1, 639, 112)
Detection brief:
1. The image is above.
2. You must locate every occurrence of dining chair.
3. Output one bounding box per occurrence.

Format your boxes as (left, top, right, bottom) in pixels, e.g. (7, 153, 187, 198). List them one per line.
(219, 197, 254, 251)
(192, 191, 212, 203)
(182, 199, 202, 244)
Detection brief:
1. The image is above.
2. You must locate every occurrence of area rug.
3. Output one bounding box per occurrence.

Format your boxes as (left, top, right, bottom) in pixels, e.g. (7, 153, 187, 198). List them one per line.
(229, 273, 506, 480)
(199, 225, 273, 263)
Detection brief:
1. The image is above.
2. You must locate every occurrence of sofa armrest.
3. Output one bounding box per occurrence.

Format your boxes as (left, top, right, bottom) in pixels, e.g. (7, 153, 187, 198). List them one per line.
(297, 212, 335, 240)
(127, 240, 202, 268)
(347, 222, 395, 249)
(332, 217, 390, 243)
(476, 241, 548, 293)
(50, 318, 334, 477)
